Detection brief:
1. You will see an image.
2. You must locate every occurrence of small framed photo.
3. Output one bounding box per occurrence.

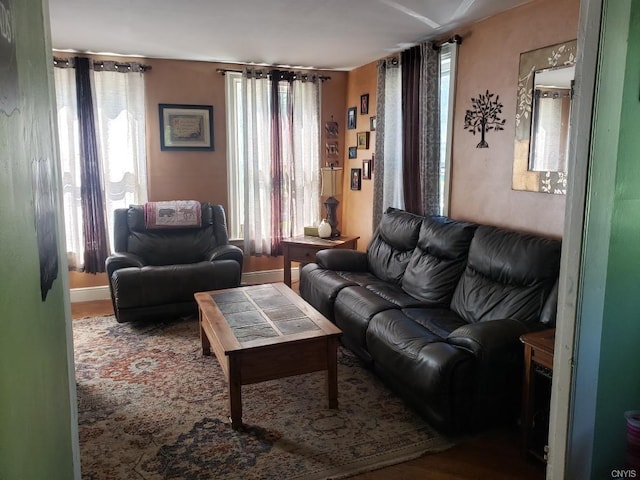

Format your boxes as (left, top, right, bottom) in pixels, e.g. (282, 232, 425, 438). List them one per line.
(348, 146, 357, 159)
(347, 107, 357, 130)
(325, 120, 339, 138)
(370, 116, 376, 132)
(326, 142, 339, 158)
(350, 168, 362, 190)
(360, 94, 369, 115)
(357, 131, 370, 150)
(362, 159, 372, 180)
(159, 104, 214, 151)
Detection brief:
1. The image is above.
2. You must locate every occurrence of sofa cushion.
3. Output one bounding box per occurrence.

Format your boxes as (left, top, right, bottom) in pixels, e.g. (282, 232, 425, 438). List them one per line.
(401, 307, 468, 338)
(298, 264, 357, 322)
(334, 286, 398, 362)
(402, 216, 477, 306)
(451, 225, 561, 324)
(365, 283, 427, 308)
(367, 208, 423, 284)
(366, 309, 475, 432)
(338, 271, 385, 287)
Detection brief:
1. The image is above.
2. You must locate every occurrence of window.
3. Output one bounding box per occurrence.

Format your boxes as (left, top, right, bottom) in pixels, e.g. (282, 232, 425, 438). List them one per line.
(439, 43, 457, 216)
(54, 61, 147, 270)
(225, 73, 245, 239)
(225, 70, 321, 254)
(376, 43, 458, 220)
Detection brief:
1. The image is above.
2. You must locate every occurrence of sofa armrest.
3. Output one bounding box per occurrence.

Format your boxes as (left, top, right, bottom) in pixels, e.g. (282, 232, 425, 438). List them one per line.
(105, 252, 145, 278)
(207, 244, 244, 265)
(316, 249, 368, 271)
(447, 319, 530, 358)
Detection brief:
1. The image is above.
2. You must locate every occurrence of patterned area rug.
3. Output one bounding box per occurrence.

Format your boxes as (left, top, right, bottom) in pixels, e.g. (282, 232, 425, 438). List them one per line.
(74, 316, 453, 479)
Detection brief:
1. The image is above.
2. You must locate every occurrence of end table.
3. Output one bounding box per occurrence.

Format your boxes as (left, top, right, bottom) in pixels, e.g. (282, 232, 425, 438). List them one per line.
(281, 235, 359, 287)
(520, 328, 555, 462)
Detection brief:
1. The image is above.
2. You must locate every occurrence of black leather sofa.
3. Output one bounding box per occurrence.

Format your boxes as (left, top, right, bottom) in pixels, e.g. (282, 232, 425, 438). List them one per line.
(300, 208, 561, 434)
(105, 203, 243, 323)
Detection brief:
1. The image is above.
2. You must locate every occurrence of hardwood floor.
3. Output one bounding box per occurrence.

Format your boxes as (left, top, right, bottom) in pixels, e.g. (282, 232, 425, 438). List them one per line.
(71, 298, 113, 319)
(350, 427, 545, 480)
(71, 296, 545, 480)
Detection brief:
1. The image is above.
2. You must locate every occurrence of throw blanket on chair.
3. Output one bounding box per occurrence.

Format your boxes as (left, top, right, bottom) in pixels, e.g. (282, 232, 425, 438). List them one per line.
(144, 201, 202, 229)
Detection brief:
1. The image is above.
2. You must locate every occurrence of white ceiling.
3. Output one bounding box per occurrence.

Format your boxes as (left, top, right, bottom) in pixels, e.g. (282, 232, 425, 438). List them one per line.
(48, 0, 532, 71)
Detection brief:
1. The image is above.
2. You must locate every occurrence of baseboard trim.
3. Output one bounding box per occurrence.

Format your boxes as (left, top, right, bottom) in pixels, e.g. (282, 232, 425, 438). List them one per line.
(70, 286, 111, 303)
(241, 267, 299, 286)
(69, 268, 299, 303)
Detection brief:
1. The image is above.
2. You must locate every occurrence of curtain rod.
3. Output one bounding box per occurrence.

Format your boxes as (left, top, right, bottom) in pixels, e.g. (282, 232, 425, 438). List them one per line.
(432, 34, 463, 50)
(216, 67, 331, 81)
(53, 56, 152, 72)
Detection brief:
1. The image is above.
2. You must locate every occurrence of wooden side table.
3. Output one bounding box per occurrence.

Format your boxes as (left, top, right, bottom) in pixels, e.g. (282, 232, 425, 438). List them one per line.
(281, 235, 359, 287)
(520, 328, 555, 462)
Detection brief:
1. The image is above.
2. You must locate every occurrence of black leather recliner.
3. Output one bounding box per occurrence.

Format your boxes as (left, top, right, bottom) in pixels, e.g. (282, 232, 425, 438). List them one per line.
(105, 203, 243, 323)
(300, 208, 561, 434)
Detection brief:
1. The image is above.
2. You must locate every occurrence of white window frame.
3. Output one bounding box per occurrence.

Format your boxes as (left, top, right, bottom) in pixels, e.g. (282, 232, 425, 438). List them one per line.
(439, 43, 458, 217)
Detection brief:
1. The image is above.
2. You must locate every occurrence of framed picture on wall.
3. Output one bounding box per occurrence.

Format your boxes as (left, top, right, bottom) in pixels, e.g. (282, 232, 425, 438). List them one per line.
(326, 142, 339, 158)
(350, 168, 362, 190)
(159, 104, 214, 151)
(360, 94, 369, 114)
(347, 107, 357, 130)
(348, 146, 357, 159)
(362, 159, 371, 180)
(357, 131, 370, 150)
(370, 116, 376, 131)
(325, 120, 339, 138)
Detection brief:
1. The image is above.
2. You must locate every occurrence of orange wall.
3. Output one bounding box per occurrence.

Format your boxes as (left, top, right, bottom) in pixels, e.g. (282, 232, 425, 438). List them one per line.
(143, 59, 230, 205)
(341, 61, 377, 251)
(449, 0, 579, 237)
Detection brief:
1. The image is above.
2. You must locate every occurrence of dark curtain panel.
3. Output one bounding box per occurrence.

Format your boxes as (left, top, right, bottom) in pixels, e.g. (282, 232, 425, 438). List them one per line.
(420, 43, 441, 216)
(372, 59, 387, 230)
(281, 76, 296, 238)
(269, 69, 285, 255)
(401, 46, 422, 214)
(75, 57, 109, 273)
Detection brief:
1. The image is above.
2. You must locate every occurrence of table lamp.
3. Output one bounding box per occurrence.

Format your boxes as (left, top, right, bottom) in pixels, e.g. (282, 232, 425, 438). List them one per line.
(320, 165, 343, 237)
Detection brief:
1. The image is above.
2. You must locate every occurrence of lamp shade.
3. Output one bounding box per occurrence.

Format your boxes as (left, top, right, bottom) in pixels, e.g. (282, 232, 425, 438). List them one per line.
(321, 167, 343, 197)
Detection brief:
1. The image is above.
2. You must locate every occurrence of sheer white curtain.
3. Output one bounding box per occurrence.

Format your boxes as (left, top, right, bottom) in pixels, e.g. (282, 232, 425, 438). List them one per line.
(54, 60, 147, 270)
(241, 69, 272, 255)
(439, 42, 458, 216)
(287, 79, 321, 237)
(237, 68, 320, 256)
(93, 67, 148, 244)
(54, 67, 83, 269)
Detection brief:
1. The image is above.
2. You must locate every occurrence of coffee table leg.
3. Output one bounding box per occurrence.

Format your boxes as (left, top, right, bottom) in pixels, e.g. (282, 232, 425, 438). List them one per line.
(327, 337, 338, 409)
(228, 358, 243, 429)
(199, 310, 211, 356)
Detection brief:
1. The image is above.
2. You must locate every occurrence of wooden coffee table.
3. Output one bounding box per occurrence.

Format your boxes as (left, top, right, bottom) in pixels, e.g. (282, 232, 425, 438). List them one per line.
(195, 283, 342, 429)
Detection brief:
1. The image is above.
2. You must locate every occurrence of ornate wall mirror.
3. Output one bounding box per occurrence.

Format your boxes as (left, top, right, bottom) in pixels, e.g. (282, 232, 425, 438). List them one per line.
(512, 40, 577, 194)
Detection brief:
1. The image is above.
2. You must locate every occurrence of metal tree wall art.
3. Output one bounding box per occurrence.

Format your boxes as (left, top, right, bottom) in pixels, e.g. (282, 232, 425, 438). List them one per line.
(464, 90, 506, 148)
